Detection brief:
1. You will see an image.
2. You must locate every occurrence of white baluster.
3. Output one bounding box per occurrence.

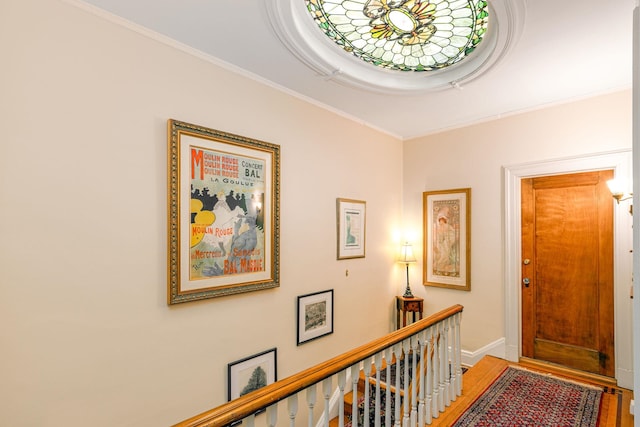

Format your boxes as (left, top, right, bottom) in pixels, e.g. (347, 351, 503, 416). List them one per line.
(351, 363, 360, 427)
(374, 352, 383, 427)
(455, 312, 463, 397)
(393, 344, 402, 427)
(425, 326, 433, 424)
(364, 356, 373, 427)
(322, 377, 332, 427)
(448, 315, 459, 403)
(438, 322, 446, 414)
(443, 317, 451, 408)
(449, 315, 457, 403)
(418, 330, 427, 427)
(288, 395, 298, 427)
(266, 404, 277, 427)
(432, 325, 440, 419)
(384, 347, 393, 427)
(307, 383, 317, 427)
(338, 369, 347, 427)
(410, 335, 419, 427)
(402, 339, 410, 427)
(244, 414, 255, 427)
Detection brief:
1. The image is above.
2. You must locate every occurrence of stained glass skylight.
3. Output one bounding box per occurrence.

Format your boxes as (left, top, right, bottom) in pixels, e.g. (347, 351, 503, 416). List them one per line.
(305, 0, 489, 72)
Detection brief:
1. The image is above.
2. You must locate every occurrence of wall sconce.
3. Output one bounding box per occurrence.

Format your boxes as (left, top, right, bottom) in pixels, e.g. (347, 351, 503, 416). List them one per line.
(607, 178, 632, 203)
(607, 178, 633, 214)
(397, 242, 417, 298)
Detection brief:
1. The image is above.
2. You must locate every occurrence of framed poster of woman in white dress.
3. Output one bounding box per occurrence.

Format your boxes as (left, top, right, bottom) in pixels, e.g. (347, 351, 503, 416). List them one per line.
(423, 188, 471, 291)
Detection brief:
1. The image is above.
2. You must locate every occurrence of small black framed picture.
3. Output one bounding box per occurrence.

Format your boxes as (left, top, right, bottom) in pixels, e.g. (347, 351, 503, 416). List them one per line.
(297, 289, 334, 345)
(227, 348, 277, 401)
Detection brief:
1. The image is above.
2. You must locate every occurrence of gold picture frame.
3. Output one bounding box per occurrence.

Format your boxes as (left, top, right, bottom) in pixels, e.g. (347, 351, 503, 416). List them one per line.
(167, 119, 280, 304)
(423, 188, 471, 291)
(336, 198, 366, 259)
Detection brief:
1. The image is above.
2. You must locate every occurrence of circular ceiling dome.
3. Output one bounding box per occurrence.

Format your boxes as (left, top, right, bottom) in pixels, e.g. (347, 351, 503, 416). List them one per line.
(266, 0, 525, 94)
(306, 0, 489, 72)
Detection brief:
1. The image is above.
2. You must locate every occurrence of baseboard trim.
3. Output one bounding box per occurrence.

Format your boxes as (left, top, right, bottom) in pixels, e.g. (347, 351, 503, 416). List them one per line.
(461, 338, 506, 367)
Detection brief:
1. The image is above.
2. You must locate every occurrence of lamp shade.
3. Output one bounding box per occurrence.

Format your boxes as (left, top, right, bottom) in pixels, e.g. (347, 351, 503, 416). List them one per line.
(398, 243, 417, 264)
(606, 178, 627, 197)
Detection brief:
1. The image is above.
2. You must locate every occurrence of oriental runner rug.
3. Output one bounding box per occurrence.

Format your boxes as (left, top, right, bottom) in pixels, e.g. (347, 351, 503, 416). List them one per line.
(452, 366, 603, 427)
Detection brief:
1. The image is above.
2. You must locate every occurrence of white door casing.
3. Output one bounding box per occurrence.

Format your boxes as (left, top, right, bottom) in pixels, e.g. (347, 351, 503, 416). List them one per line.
(503, 149, 633, 388)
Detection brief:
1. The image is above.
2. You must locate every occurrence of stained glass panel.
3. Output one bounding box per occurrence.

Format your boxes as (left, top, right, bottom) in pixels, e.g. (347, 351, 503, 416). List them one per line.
(305, 0, 489, 71)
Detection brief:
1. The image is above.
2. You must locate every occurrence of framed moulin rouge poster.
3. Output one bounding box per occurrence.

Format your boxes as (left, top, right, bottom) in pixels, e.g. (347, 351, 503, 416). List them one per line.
(167, 119, 280, 304)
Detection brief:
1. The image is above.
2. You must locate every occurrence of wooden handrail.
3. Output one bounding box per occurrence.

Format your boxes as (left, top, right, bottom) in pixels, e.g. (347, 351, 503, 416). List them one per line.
(173, 304, 463, 427)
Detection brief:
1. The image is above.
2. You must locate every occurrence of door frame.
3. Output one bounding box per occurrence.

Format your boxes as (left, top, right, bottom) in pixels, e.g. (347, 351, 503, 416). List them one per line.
(503, 149, 633, 388)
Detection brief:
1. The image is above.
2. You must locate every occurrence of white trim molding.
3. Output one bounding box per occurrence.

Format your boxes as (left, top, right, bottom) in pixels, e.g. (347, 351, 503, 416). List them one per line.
(631, 0, 639, 404)
(461, 338, 506, 367)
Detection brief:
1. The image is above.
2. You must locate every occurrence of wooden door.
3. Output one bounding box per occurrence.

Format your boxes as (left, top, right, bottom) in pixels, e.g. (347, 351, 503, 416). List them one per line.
(521, 170, 614, 377)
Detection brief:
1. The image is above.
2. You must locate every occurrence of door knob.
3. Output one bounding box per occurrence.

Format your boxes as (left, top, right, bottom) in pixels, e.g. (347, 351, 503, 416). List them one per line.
(523, 278, 530, 287)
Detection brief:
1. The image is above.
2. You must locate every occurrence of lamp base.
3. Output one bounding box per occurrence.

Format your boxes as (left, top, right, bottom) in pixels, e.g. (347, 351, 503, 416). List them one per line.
(403, 262, 414, 298)
(403, 285, 414, 298)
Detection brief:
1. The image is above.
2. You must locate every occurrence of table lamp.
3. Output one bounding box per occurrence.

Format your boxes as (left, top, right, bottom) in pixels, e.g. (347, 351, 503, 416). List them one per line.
(398, 242, 417, 298)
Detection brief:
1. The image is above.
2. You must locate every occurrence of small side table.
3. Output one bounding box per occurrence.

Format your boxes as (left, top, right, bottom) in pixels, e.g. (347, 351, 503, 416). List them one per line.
(396, 296, 424, 329)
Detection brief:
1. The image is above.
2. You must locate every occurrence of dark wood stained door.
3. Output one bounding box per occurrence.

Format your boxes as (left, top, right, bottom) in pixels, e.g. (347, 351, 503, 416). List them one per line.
(521, 170, 615, 377)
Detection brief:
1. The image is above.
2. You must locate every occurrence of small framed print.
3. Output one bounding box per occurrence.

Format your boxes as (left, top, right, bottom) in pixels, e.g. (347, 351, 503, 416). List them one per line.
(423, 188, 471, 291)
(336, 198, 366, 260)
(297, 290, 334, 345)
(227, 348, 277, 402)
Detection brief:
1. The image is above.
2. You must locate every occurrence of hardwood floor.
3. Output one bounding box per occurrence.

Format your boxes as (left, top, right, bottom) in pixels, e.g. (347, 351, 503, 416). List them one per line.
(431, 356, 634, 427)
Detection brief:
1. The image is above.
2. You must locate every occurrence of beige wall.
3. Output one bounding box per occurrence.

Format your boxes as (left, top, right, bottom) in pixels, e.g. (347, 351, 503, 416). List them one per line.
(1, 0, 633, 425)
(0, 0, 403, 425)
(403, 90, 632, 350)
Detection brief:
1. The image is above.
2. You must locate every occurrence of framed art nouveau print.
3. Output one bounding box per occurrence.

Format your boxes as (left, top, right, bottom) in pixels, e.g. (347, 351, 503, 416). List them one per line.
(423, 188, 471, 291)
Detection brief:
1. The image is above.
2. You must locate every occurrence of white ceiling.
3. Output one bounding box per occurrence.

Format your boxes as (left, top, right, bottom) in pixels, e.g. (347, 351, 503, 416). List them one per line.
(77, 0, 634, 140)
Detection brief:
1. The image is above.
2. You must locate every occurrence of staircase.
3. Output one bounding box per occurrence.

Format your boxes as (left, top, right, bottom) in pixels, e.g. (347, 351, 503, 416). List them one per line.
(330, 353, 413, 426)
(330, 327, 461, 427)
(172, 305, 463, 427)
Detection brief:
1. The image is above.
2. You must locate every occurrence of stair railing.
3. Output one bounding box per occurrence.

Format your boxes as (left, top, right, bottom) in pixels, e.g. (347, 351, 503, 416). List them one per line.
(173, 304, 463, 427)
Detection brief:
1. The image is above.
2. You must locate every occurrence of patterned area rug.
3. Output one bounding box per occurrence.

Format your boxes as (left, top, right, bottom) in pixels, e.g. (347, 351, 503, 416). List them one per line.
(452, 366, 603, 427)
